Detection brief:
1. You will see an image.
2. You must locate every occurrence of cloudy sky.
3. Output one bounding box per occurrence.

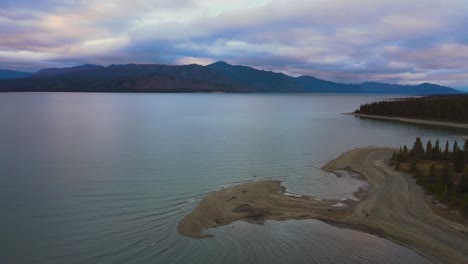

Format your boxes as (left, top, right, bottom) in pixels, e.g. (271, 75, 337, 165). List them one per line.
(1, 0, 468, 88)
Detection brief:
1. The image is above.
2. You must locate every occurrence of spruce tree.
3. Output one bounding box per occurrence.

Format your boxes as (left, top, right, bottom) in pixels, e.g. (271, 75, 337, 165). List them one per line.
(443, 141, 450, 161)
(411, 137, 424, 160)
(426, 140, 433, 160)
(402, 145, 409, 161)
(433, 139, 441, 160)
(355, 97, 468, 124)
(453, 141, 459, 154)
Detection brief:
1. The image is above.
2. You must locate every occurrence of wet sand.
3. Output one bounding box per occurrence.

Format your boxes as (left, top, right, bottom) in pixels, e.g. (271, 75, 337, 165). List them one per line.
(348, 113, 468, 129)
(178, 147, 468, 264)
(177, 180, 347, 238)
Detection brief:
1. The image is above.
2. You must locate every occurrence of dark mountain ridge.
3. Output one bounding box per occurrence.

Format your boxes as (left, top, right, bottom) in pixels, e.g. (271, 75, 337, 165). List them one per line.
(34, 64, 104, 76)
(0, 69, 33, 79)
(0, 61, 461, 94)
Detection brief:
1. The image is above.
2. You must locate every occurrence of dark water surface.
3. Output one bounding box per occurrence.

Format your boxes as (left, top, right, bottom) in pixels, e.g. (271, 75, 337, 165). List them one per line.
(1, 93, 465, 264)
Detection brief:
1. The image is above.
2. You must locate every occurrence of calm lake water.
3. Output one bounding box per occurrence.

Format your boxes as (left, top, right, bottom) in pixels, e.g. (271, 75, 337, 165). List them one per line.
(1, 93, 466, 264)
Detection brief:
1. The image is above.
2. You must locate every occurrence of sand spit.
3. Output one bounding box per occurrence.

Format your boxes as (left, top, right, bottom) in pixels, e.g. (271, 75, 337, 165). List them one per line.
(178, 147, 468, 264)
(177, 180, 347, 238)
(348, 113, 468, 129)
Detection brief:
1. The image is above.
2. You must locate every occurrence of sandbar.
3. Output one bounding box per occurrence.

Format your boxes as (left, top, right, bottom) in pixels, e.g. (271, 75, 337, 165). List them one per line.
(178, 147, 468, 264)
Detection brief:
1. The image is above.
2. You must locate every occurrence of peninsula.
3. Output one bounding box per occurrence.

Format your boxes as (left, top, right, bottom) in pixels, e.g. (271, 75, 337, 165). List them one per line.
(352, 95, 468, 128)
(179, 147, 468, 264)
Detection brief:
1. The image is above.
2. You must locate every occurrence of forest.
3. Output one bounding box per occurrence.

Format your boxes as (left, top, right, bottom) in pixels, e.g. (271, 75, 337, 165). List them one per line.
(355, 95, 468, 123)
(391, 138, 468, 214)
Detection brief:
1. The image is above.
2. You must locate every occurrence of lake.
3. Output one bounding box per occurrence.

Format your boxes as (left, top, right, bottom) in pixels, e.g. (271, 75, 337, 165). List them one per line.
(1, 93, 465, 264)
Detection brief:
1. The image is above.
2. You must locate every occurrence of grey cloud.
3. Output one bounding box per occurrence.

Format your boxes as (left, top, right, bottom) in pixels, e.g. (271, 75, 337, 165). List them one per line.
(1, 0, 468, 87)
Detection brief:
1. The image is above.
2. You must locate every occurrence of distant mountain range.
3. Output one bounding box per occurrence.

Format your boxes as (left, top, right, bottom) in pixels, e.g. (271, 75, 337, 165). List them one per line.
(0, 69, 33, 79)
(0, 61, 460, 94)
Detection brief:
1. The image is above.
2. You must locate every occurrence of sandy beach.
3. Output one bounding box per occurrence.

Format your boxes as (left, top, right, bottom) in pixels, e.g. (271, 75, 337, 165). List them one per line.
(178, 147, 468, 264)
(348, 113, 468, 129)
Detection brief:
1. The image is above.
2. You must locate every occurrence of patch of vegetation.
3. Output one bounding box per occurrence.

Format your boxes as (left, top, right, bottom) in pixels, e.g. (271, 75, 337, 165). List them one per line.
(391, 137, 468, 215)
(355, 95, 468, 123)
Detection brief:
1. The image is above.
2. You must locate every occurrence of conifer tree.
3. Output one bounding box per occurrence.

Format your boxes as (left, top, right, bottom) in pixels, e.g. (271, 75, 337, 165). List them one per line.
(426, 140, 433, 160)
(443, 141, 450, 161)
(411, 137, 424, 160)
(453, 141, 459, 153)
(355, 96, 468, 124)
(394, 138, 468, 212)
(433, 139, 441, 160)
(402, 145, 409, 161)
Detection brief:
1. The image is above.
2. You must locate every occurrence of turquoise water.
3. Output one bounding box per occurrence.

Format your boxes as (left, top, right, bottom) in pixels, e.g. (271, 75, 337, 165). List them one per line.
(1, 93, 465, 264)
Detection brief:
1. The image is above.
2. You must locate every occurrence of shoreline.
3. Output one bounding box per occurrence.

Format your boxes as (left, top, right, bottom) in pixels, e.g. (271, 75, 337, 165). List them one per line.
(178, 147, 468, 264)
(347, 113, 468, 129)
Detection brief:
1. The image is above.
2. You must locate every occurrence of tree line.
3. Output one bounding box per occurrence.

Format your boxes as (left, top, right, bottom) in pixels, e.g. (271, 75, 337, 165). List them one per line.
(355, 95, 468, 123)
(391, 137, 468, 214)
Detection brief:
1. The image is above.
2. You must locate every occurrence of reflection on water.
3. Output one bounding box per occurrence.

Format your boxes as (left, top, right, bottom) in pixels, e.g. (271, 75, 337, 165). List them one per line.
(1, 93, 463, 264)
(355, 114, 468, 135)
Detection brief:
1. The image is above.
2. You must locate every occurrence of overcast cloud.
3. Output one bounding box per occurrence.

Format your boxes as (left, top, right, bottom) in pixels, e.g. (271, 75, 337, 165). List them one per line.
(1, 0, 467, 88)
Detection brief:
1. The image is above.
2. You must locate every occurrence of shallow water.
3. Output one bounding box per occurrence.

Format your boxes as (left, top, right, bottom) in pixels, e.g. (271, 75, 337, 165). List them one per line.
(1, 93, 465, 264)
